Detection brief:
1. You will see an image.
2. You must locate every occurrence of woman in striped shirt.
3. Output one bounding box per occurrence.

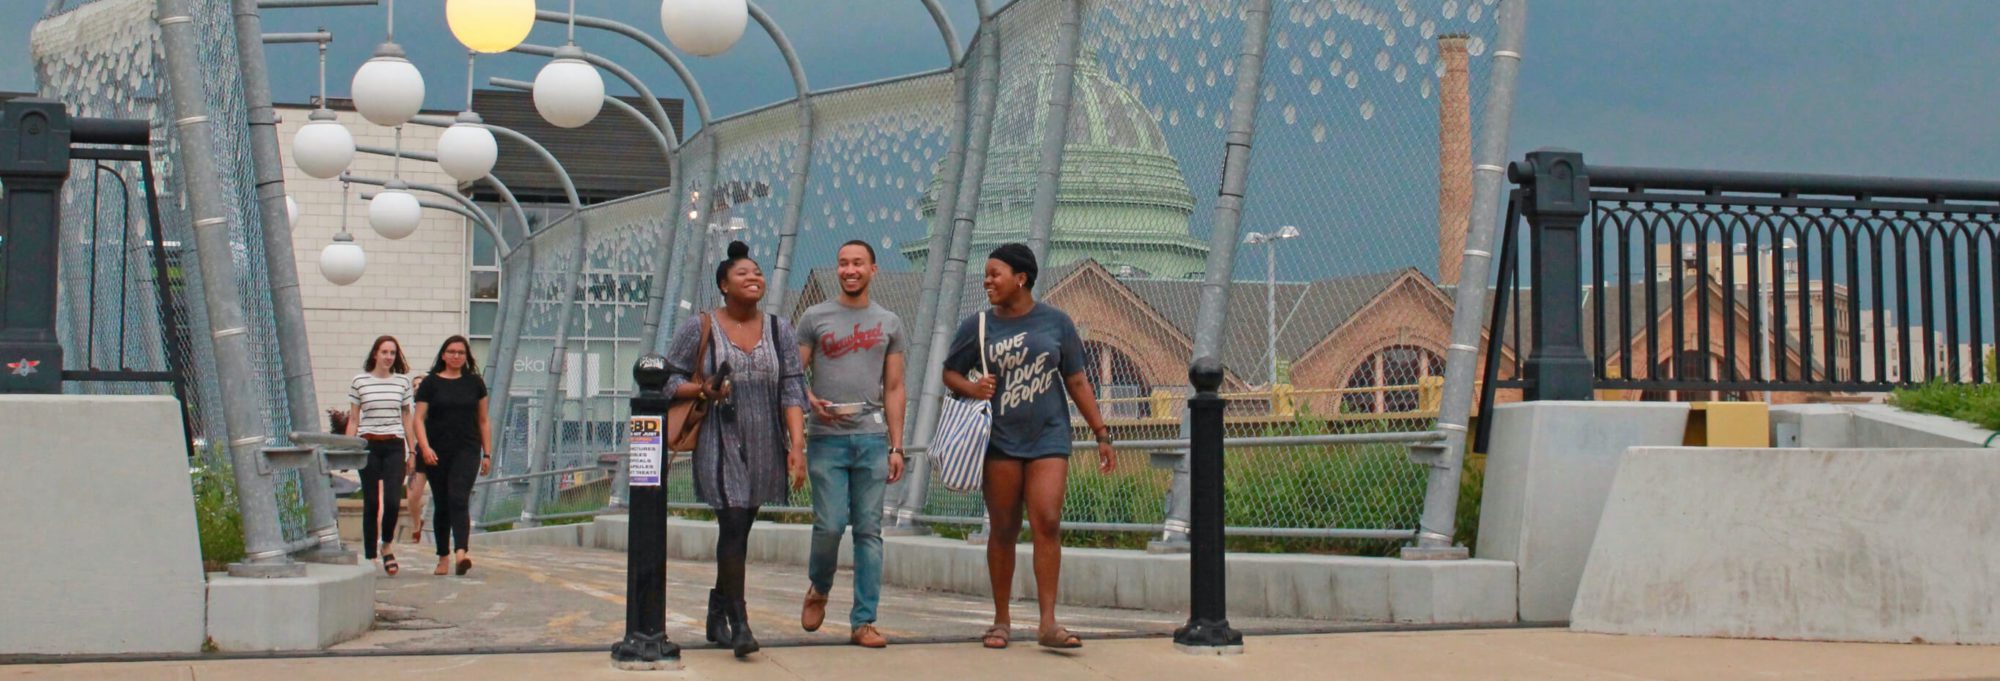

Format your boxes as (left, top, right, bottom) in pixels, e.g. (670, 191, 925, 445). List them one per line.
(346, 335, 416, 576)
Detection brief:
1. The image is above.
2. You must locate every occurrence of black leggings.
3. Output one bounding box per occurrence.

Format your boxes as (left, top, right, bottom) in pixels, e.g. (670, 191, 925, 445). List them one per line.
(359, 437, 406, 558)
(431, 448, 481, 556)
(714, 507, 759, 599)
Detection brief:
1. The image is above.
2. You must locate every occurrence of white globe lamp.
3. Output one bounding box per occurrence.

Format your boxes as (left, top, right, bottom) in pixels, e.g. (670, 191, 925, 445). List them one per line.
(292, 109, 354, 179)
(436, 111, 498, 182)
(533, 46, 604, 129)
(319, 232, 366, 286)
(368, 181, 422, 240)
(446, 0, 536, 54)
(350, 42, 426, 127)
(660, 0, 748, 57)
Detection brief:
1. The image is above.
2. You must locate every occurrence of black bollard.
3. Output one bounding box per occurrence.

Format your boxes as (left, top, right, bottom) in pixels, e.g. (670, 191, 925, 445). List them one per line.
(611, 353, 680, 670)
(0, 99, 72, 395)
(1173, 357, 1243, 655)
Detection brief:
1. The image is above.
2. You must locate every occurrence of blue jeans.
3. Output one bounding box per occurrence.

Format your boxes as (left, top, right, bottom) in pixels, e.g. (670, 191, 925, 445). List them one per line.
(807, 433, 889, 627)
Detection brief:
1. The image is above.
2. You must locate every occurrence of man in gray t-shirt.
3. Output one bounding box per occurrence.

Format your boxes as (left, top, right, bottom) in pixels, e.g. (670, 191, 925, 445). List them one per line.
(793, 240, 906, 648)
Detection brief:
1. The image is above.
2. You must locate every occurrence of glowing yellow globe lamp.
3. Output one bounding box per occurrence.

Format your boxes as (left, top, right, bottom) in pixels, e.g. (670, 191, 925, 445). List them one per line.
(447, 0, 537, 54)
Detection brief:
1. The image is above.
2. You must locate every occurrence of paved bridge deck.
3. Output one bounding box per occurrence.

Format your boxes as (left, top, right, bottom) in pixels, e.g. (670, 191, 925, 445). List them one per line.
(338, 543, 1329, 652)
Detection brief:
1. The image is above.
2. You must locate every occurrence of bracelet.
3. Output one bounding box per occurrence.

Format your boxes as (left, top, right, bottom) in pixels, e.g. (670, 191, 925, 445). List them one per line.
(889, 447, 904, 456)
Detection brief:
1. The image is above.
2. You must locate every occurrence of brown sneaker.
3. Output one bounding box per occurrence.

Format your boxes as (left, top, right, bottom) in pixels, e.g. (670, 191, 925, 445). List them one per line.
(850, 624, 888, 648)
(801, 587, 829, 632)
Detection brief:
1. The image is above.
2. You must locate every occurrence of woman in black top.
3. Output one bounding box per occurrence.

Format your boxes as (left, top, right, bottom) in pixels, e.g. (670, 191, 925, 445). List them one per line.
(412, 335, 491, 576)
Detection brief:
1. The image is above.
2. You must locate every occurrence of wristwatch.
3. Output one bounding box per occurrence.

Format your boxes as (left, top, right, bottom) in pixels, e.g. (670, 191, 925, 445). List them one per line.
(888, 447, 905, 456)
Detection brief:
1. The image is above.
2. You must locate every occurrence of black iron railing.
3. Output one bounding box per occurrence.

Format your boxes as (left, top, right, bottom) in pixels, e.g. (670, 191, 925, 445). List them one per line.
(0, 100, 194, 456)
(1477, 149, 2000, 451)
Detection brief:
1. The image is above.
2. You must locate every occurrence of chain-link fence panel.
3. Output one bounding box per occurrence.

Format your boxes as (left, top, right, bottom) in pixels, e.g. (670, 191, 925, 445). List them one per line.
(35, 0, 313, 542)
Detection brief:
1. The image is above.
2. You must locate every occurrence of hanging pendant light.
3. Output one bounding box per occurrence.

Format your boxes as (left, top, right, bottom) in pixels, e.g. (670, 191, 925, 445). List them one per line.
(533, 44, 604, 129)
(437, 111, 498, 182)
(369, 179, 422, 240)
(352, 41, 426, 127)
(660, 0, 748, 57)
(446, 0, 535, 54)
(319, 232, 367, 286)
(321, 181, 366, 285)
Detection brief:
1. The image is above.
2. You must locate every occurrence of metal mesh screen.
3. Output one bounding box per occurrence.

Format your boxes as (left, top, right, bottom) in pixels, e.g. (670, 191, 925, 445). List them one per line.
(468, 0, 1513, 537)
(34, 0, 312, 540)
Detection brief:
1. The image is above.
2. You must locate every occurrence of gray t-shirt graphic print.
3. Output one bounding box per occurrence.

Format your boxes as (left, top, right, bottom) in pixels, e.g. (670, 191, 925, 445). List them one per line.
(796, 299, 907, 436)
(943, 303, 1086, 458)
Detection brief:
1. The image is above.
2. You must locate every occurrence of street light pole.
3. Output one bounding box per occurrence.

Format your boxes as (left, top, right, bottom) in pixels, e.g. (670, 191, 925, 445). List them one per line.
(1266, 238, 1276, 388)
(1243, 225, 1299, 390)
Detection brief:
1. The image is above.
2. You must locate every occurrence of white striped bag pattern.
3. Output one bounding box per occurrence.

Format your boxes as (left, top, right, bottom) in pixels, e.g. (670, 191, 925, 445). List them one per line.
(931, 312, 991, 492)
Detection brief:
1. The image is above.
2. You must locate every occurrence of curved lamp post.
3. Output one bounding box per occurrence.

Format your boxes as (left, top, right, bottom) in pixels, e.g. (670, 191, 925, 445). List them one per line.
(892, 1, 967, 516)
(898, 0, 998, 534)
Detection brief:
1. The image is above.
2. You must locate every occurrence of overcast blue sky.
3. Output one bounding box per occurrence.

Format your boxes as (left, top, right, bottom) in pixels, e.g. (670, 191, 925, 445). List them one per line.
(5, 1, 1995, 180)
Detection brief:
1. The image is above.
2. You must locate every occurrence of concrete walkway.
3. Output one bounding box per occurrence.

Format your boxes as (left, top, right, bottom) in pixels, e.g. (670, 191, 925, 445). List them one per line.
(342, 543, 1328, 651)
(10, 629, 2000, 680)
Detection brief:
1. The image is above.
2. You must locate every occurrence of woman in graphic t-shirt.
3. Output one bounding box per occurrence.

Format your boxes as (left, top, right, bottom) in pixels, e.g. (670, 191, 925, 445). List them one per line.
(345, 335, 414, 576)
(412, 335, 491, 576)
(941, 243, 1117, 651)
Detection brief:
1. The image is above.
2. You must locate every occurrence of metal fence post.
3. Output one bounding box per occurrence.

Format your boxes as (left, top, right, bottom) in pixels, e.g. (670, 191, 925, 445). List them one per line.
(1517, 148, 1593, 401)
(156, 0, 300, 577)
(1173, 357, 1242, 655)
(0, 100, 69, 395)
(611, 353, 679, 670)
(233, 0, 347, 565)
(904, 0, 1002, 531)
(1024, 0, 1082, 265)
(1407, 0, 1528, 558)
(1171, 0, 1274, 547)
(886, 43, 972, 534)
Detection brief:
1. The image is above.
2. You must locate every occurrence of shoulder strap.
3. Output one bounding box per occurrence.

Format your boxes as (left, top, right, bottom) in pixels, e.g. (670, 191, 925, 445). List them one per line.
(693, 312, 714, 379)
(978, 312, 989, 377)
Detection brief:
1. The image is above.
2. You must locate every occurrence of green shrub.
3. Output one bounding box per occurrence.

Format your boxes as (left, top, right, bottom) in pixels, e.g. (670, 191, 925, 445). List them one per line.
(1890, 380, 2000, 431)
(190, 465, 245, 571)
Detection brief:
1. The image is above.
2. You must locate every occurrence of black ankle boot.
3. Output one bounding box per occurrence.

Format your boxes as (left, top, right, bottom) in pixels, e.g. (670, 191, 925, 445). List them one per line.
(705, 589, 731, 645)
(727, 598, 760, 658)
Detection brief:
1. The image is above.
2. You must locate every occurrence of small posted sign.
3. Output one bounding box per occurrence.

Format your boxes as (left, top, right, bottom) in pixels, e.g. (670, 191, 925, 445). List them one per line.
(628, 415, 663, 486)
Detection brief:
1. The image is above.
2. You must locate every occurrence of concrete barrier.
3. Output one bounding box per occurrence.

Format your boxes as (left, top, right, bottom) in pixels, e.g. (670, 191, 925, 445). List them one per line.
(1771, 404, 1996, 450)
(1572, 447, 2000, 644)
(490, 515, 1518, 624)
(205, 562, 375, 651)
(1475, 401, 1690, 622)
(0, 396, 207, 655)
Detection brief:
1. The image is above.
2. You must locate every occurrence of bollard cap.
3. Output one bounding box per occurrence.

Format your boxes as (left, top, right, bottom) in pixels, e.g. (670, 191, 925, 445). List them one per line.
(633, 353, 670, 393)
(1189, 356, 1224, 393)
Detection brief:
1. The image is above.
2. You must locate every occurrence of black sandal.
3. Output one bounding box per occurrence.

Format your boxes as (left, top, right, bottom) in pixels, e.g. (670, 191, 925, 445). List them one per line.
(456, 557, 473, 576)
(382, 553, 399, 577)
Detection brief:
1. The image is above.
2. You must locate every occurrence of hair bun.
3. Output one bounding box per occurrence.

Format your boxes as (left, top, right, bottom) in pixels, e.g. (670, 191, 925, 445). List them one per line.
(727, 241, 750, 260)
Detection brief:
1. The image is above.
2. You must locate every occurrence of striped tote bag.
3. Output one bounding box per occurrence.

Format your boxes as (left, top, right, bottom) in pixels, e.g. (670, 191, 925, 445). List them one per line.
(931, 312, 991, 492)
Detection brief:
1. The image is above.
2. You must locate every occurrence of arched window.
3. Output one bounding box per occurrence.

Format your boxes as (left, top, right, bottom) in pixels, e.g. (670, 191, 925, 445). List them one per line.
(1342, 345, 1445, 414)
(1082, 340, 1150, 418)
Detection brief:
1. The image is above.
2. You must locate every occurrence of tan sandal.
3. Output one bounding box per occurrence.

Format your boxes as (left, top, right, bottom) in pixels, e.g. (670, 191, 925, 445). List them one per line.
(982, 625, 1011, 649)
(1037, 626, 1081, 649)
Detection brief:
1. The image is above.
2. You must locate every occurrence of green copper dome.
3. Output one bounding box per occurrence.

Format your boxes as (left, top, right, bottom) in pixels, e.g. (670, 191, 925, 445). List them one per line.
(903, 45, 1210, 279)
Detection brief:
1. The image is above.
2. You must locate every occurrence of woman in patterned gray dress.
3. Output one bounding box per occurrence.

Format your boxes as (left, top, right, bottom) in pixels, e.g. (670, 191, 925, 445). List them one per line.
(663, 240, 808, 658)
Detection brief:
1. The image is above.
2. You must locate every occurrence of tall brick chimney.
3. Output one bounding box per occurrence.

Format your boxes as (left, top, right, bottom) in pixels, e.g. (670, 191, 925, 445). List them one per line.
(1436, 35, 1473, 286)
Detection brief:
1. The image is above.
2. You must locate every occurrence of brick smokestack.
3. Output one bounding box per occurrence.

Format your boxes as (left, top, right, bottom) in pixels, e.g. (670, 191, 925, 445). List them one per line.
(1437, 34, 1473, 286)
